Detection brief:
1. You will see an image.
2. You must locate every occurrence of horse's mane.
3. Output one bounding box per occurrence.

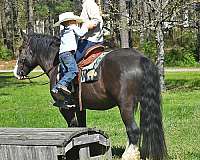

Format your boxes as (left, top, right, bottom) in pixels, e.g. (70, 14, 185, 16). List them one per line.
(28, 33, 60, 58)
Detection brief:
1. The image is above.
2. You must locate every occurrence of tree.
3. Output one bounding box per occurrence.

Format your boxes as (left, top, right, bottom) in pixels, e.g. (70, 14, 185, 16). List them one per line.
(11, 0, 21, 55)
(0, 1, 4, 45)
(3, 0, 14, 53)
(119, 0, 129, 48)
(26, 0, 34, 34)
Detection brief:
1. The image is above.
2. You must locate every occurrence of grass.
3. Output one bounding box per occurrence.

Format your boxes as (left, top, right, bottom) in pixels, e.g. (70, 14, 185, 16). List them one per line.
(0, 72, 200, 159)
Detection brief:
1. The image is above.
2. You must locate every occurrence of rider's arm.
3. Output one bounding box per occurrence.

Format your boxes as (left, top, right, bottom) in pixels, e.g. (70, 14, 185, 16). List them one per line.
(81, 0, 102, 29)
(71, 24, 88, 37)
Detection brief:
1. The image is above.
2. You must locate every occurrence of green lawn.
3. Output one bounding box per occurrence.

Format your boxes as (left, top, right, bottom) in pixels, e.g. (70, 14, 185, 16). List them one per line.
(0, 72, 200, 159)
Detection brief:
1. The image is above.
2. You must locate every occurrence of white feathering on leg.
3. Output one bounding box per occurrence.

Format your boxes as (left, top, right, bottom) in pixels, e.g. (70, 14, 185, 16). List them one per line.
(13, 60, 21, 79)
(122, 144, 140, 160)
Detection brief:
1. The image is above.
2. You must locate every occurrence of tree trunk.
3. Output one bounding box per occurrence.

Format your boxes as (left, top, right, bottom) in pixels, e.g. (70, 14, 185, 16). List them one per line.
(139, 0, 148, 46)
(12, 0, 21, 56)
(156, 22, 165, 91)
(196, 10, 200, 63)
(26, 0, 34, 34)
(73, 0, 82, 15)
(44, 18, 50, 35)
(155, 0, 165, 91)
(128, 0, 133, 47)
(119, 0, 129, 48)
(1, 1, 7, 46)
(4, 0, 14, 53)
(0, 1, 3, 45)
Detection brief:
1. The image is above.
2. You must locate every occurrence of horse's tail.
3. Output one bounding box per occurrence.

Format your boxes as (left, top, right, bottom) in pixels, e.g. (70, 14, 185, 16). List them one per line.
(139, 57, 167, 160)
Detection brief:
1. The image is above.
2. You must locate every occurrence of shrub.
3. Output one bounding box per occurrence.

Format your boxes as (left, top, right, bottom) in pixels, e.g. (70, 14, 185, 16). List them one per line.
(0, 46, 13, 60)
(141, 41, 157, 62)
(165, 48, 197, 67)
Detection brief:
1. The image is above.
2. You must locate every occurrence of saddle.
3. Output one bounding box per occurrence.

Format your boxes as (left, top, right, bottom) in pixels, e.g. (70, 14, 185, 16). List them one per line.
(74, 44, 105, 111)
(78, 44, 105, 69)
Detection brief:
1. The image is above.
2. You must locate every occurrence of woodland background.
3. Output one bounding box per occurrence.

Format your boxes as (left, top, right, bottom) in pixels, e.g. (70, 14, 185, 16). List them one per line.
(0, 0, 200, 90)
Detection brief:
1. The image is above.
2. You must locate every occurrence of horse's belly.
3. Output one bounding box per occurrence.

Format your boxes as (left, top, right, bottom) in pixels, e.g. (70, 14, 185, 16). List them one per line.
(84, 103, 116, 110)
(80, 80, 116, 110)
(81, 93, 116, 110)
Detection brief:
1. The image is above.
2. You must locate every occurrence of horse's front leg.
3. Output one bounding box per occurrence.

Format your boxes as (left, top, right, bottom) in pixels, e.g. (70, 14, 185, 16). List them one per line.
(59, 108, 79, 127)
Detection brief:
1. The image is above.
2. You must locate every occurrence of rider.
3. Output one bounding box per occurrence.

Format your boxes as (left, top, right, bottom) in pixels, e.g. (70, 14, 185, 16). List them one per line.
(75, 0, 104, 62)
(52, 12, 89, 96)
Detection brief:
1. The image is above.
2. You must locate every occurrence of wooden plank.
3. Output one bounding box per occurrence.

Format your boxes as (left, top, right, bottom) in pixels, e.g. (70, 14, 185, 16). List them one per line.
(104, 144, 112, 160)
(79, 146, 90, 160)
(0, 145, 58, 160)
(0, 133, 72, 140)
(0, 128, 89, 146)
(0, 128, 85, 133)
(0, 139, 65, 146)
(73, 134, 110, 147)
(0, 131, 75, 136)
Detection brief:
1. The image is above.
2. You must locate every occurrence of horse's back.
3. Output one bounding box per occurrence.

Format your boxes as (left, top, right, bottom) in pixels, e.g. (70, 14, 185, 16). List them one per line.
(102, 48, 148, 77)
(101, 48, 149, 101)
(105, 48, 146, 60)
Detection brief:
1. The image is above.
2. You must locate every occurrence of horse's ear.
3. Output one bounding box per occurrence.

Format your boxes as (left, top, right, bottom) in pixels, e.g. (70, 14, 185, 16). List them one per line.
(20, 29, 28, 42)
(51, 36, 61, 47)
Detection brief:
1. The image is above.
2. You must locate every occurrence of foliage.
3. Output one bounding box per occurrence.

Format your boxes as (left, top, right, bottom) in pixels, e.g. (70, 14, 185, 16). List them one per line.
(34, 0, 73, 20)
(164, 30, 198, 66)
(34, 3, 49, 19)
(0, 46, 13, 60)
(52, 0, 73, 14)
(176, 30, 196, 49)
(140, 40, 157, 62)
(0, 72, 200, 159)
(165, 47, 197, 66)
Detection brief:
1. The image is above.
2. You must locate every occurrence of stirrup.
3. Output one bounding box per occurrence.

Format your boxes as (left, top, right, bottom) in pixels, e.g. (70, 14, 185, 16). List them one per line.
(57, 84, 71, 95)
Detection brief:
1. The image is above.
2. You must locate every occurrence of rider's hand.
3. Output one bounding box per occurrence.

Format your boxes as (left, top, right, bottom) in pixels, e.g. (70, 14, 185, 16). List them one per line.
(85, 21, 97, 30)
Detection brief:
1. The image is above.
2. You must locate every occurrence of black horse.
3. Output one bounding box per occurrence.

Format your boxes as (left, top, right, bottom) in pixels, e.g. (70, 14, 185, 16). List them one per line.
(14, 32, 167, 160)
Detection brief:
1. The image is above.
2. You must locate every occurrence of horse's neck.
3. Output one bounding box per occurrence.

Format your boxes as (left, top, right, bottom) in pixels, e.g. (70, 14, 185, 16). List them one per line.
(38, 61, 58, 90)
(49, 66, 59, 90)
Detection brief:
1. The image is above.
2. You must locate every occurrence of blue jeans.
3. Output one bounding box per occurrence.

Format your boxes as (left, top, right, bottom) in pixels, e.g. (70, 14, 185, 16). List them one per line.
(58, 51, 78, 87)
(75, 39, 103, 62)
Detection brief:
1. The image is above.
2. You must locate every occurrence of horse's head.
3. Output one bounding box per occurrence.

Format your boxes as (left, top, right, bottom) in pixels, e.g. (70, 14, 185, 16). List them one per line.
(14, 31, 38, 79)
(14, 31, 60, 79)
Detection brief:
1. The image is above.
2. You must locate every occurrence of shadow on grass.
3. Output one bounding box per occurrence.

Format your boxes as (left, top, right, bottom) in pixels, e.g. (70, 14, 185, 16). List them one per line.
(0, 93, 11, 97)
(0, 74, 48, 89)
(112, 146, 124, 158)
(166, 79, 200, 91)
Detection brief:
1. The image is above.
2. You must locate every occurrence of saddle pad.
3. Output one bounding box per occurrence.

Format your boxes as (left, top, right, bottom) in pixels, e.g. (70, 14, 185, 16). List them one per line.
(81, 51, 110, 83)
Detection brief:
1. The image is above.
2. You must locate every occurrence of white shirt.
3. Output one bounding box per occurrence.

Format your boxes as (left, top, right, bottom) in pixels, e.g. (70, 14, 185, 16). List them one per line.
(80, 0, 103, 43)
(59, 24, 88, 54)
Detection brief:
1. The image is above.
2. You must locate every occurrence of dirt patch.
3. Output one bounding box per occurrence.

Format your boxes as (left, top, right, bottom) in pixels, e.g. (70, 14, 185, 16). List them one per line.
(0, 60, 16, 70)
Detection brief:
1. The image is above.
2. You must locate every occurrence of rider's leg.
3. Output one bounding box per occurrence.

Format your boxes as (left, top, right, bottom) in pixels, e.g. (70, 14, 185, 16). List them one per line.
(52, 51, 78, 94)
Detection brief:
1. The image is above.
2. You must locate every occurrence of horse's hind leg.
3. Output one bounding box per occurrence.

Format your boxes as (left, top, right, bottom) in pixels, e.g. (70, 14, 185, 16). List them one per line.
(119, 98, 140, 160)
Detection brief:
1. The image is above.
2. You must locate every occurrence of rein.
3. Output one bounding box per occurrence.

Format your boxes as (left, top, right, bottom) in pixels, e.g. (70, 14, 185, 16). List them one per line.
(24, 65, 56, 80)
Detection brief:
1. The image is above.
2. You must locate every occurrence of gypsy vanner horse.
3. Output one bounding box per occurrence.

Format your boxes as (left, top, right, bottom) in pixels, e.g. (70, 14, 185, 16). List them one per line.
(14, 32, 167, 160)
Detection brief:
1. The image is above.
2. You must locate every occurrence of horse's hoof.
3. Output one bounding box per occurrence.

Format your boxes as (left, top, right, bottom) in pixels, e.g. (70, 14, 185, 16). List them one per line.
(122, 144, 140, 160)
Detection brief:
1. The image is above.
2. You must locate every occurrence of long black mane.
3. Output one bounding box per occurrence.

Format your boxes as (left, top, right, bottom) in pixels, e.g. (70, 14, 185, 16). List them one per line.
(28, 33, 60, 58)
(26, 33, 61, 67)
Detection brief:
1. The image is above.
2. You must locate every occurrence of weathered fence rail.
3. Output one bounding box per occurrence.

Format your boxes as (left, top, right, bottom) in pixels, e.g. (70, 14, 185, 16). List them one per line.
(0, 128, 112, 160)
